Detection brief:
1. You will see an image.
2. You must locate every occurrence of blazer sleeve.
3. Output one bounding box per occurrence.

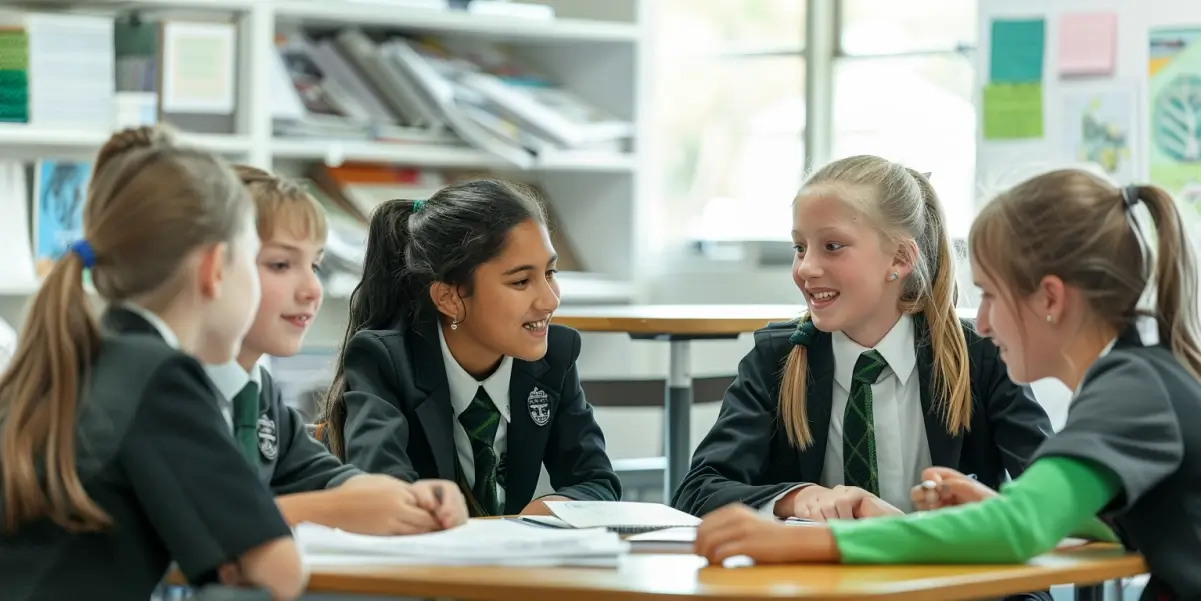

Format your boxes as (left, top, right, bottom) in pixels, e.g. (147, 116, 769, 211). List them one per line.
(974, 337, 1054, 479)
(271, 399, 362, 495)
(671, 331, 801, 516)
(341, 331, 421, 482)
(542, 330, 621, 502)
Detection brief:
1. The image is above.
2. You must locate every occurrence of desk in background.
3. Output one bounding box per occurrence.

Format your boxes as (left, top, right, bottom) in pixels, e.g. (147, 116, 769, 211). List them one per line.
(555, 305, 802, 501)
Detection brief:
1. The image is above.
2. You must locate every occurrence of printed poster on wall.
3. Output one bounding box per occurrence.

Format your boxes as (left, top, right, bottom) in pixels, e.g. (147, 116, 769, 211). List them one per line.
(1060, 83, 1138, 185)
(1148, 28, 1201, 215)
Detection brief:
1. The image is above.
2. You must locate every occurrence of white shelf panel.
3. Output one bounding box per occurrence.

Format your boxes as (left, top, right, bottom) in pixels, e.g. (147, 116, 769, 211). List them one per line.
(17, 0, 256, 10)
(274, 1, 639, 44)
(271, 138, 635, 173)
(0, 125, 253, 159)
(1, 272, 636, 304)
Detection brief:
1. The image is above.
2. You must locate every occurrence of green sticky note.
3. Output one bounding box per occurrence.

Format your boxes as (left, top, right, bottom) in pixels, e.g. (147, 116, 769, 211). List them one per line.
(983, 83, 1044, 140)
(990, 18, 1045, 83)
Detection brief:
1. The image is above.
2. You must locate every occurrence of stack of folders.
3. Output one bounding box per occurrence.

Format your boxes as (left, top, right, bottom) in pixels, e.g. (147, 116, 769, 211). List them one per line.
(295, 519, 628, 568)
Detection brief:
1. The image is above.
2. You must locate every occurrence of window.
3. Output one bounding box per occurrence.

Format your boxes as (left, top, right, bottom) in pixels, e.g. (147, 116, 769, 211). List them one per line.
(650, 0, 980, 243)
(651, 0, 807, 244)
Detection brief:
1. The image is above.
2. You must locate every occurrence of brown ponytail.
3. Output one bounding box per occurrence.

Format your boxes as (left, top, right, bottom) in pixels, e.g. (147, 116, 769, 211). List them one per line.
(0, 126, 253, 533)
(1133, 186, 1201, 378)
(0, 251, 105, 532)
(780, 157, 972, 449)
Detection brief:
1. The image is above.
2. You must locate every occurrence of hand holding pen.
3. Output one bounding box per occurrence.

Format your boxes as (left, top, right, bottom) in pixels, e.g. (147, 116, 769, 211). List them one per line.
(910, 467, 996, 511)
(410, 480, 468, 529)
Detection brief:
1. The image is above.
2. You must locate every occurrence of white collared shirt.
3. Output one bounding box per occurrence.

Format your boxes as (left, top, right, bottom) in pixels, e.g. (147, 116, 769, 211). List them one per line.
(437, 324, 513, 506)
(761, 314, 931, 514)
(204, 361, 264, 432)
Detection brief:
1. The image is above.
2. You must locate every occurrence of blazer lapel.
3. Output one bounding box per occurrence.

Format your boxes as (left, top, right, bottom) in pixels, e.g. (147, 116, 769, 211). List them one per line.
(503, 357, 553, 515)
(409, 322, 457, 481)
(914, 318, 963, 467)
(797, 332, 834, 482)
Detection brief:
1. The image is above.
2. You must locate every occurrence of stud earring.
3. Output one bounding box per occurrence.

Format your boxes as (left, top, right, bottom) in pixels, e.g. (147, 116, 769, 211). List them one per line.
(451, 318, 459, 330)
(1046, 314, 1053, 324)
(887, 272, 899, 282)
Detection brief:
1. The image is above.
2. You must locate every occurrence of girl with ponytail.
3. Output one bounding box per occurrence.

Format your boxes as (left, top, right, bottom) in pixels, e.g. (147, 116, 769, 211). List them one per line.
(0, 127, 304, 600)
(674, 155, 1052, 533)
(319, 179, 619, 517)
(696, 169, 1201, 601)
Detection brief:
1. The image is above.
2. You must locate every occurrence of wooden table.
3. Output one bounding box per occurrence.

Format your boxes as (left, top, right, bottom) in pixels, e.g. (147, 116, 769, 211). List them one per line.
(554, 305, 803, 501)
(296, 544, 1146, 601)
(552, 305, 979, 500)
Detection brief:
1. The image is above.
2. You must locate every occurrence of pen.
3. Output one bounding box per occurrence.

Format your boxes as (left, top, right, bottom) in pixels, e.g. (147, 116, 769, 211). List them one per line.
(434, 487, 444, 506)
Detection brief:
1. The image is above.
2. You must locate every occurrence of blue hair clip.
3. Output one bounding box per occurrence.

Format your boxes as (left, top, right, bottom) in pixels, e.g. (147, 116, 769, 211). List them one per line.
(68, 239, 96, 268)
(412, 199, 425, 212)
(788, 318, 817, 347)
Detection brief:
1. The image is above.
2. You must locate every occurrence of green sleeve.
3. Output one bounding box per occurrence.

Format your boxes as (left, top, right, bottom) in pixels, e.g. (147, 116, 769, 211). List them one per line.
(828, 457, 1120, 564)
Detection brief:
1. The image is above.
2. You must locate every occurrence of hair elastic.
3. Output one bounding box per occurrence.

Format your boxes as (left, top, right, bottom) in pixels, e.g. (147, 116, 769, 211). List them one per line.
(412, 199, 425, 212)
(1119, 184, 1160, 346)
(789, 318, 817, 347)
(68, 240, 96, 268)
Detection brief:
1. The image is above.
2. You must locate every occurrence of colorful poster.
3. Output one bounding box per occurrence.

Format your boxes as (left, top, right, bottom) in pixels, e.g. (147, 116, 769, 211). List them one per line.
(982, 83, 1044, 140)
(1061, 83, 1138, 184)
(1148, 28, 1201, 214)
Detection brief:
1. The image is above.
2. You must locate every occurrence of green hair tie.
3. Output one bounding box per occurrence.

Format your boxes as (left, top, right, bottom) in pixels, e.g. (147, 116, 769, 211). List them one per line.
(788, 317, 817, 347)
(412, 199, 425, 212)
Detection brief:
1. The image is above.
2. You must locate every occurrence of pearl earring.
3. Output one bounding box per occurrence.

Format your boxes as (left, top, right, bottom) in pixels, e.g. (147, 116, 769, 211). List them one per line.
(1046, 314, 1053, 324)
(451, 318, 459, 330)
(887, 272, 899, 282)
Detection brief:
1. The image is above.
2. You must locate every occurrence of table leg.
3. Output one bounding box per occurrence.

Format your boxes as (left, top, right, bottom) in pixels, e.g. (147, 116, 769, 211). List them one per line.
(663, 339, 692, 502)
(1074, 583, 1105, 601)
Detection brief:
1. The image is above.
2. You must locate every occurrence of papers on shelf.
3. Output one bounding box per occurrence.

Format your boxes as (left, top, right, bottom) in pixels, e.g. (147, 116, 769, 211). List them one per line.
(296, 518, 628, 567)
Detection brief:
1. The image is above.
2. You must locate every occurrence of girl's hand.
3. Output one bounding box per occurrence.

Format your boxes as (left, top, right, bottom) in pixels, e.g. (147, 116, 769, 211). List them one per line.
(694, 504, 840, 565)
(410, 479, 468, 528)
(794, 485, 904, 521)
(910, 467, 997, 511)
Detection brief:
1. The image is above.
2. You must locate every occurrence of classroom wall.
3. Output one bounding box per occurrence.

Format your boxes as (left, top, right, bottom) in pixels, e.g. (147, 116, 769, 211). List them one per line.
(975, 0, 1201, 431)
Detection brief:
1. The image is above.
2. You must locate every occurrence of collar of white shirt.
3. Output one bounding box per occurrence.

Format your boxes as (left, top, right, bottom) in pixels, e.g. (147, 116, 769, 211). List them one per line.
(830, 314, 917, 390)
(118, 302, 181, 350)
(437, 322, 513, 423)
(204, 360, 264, 401)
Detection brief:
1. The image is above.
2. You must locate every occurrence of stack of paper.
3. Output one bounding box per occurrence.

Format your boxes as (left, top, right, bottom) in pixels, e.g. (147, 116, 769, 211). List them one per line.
(296, 518, 628, 568)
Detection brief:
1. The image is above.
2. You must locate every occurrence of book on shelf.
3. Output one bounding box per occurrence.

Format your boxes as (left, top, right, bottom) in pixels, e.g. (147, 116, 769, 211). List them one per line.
(0, 18, 29, 124)
(0, 161, 35, 285)
(33, 159, 92, 278)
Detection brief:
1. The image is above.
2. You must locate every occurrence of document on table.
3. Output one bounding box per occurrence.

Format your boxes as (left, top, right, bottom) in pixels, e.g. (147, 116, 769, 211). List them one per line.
(543, 501, 701, 533)
(296, 518, 628, 567)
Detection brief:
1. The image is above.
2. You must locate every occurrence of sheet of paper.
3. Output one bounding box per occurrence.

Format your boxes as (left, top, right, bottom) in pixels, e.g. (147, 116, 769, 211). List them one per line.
(983, 83, 1044, 140)
(990, 18, 1046, 83)
(1057, 12, 1117, 77)
(544, 501, 701, 529)
(1060, 82, 1138, 183)
(296, 518, 627, 567)
(1148, 28, 1201, 217)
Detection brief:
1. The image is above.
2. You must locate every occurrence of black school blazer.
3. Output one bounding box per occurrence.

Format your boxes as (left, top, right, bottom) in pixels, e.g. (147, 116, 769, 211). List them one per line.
(672, 317, 1054, 517)
(339, 319, 621, 512)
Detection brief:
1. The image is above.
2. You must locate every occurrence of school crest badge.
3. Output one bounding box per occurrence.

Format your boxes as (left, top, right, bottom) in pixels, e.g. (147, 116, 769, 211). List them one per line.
(257, 414, 278, 461)
(527, 387, 550, 426)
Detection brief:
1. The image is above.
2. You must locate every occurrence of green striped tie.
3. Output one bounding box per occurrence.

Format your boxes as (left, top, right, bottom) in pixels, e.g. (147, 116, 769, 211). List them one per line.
(233, 382, 260, 465)
(843, 350, 888, 495)
(458, 387, 502, 516)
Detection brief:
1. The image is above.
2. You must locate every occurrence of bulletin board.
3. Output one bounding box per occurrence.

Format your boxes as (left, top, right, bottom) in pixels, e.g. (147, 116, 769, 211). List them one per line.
(975, 0, 1201, 217)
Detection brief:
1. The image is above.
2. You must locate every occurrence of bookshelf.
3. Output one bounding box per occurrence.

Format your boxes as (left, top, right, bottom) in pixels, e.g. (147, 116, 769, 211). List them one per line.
(0, 0, 650, 335)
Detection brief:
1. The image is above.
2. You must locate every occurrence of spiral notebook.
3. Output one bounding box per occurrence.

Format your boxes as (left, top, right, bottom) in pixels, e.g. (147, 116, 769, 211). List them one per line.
(534, 501, 702, 534)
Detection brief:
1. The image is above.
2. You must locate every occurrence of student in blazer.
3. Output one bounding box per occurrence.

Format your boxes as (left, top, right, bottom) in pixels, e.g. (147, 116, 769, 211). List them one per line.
(673, 314, 1051, 517)
(692, 173, 1201, 601)
(673, 156, 1053, 524)
(320, 180, 620, 517)
(0, 127, 303, 600)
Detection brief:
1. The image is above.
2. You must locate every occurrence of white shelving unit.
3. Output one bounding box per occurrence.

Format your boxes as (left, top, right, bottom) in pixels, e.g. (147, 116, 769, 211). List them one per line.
(0, 0, 651, 334)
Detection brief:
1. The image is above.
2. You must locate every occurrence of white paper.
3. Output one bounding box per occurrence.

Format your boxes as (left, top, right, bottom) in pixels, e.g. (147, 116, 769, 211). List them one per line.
(544, 501, 701, 529)
(161, 22, 237, 115)
(27, 14, 115, 129)
(1060, 82, 1140, 185)
(0, 162, 37, 286)
(296, 518, 628, 567)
